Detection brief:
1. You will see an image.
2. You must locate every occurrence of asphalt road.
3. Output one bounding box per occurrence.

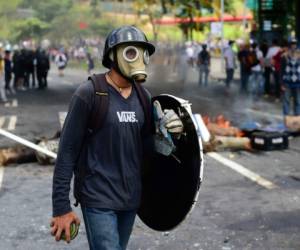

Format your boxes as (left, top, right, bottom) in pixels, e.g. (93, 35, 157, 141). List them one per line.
(0, 63, 299, 250)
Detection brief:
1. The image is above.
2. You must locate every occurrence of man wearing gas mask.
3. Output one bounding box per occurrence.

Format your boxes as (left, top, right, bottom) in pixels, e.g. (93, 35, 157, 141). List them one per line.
(51, 26, 183, 250)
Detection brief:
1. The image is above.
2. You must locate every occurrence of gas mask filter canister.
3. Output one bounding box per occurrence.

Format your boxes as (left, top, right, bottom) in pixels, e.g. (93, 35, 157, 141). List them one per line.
(110, 44, 150, 82)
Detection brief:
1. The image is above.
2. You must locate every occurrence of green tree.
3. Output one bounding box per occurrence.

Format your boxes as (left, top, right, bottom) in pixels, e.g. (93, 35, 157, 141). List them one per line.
(132, 0, 237, 41)
(0, 0, 22, 39)
(12, 17, 50, 41)
(133, 0, 163, 41)
(171, 0, 236, 40)
(21, 0, 73, 23)
(0, 0, 21, 16)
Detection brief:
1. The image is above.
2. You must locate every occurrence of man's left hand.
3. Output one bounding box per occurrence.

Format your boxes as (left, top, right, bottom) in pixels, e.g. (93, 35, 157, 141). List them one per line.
(162, 109, 184, 134)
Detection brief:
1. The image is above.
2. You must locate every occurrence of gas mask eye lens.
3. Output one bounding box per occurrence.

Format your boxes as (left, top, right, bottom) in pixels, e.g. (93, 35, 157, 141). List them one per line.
(143, 50, 150, 65)
(123, 46, 139, 62)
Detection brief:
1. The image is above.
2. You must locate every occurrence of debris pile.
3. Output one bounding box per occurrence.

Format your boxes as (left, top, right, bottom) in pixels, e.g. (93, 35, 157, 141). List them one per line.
(203, 115, 251, 152)
(0, 146, 36, 166)
(0, 132, 60, 166)
(285, 116, 300, 132)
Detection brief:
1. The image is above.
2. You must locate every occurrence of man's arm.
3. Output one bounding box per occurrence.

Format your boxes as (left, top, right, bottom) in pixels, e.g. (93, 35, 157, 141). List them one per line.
(51, 84, 92, 242)
(52, 93, 90, 217)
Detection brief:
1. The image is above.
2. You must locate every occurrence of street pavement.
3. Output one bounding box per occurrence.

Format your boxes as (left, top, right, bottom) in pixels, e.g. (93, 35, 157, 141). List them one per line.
(0, 63, 299, 250)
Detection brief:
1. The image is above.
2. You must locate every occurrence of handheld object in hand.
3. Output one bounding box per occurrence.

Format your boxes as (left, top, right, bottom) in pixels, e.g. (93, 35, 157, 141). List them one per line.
(61, 222, 79, 241)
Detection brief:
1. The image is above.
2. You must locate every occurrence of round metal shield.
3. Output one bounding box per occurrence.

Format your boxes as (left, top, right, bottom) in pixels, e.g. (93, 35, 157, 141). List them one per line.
(138, 94, 204, 231)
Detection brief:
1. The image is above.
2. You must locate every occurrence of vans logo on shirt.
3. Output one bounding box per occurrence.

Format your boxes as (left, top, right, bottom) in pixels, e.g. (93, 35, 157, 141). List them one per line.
(117, 111, 138, 123)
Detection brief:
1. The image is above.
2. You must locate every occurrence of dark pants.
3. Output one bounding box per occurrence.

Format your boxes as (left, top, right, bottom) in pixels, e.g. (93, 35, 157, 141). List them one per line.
(198, 65, 209, 86)
(240, 70, 250, 93)
(81, 207, 136, 250)
(225, 68, 234, 87)
(273, 70, 281, 98)
(24, 70, 36, 88)
(283, 87, 300, 116)
(5, 73, 11, 90)
(37, 70, 48, 89)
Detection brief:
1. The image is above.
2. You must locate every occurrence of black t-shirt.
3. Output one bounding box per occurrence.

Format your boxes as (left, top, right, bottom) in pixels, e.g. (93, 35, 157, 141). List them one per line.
(198, 50, 210, 65)
(52, 77, 146, 216)
(238, 50, 250, 73)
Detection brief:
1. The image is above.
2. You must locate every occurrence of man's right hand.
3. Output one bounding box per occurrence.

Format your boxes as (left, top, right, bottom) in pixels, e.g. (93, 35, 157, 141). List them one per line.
(50, 211, 80, 243)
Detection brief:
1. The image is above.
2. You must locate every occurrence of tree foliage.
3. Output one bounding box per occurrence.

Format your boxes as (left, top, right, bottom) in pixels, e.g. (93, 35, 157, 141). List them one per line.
(133, 0, 236, 40)
(0, 0, 22, 16)
(12, 17, 50, 41)
(21, 0, 73, 23)
(0, 0, 242, 43)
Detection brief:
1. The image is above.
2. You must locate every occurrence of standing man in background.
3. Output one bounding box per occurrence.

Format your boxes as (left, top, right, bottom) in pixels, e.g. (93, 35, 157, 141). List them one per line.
(238, 43, 251, 94)
(36, 49, 50, 89)
(197, 44, 210, 87)
(224, 40, 236, 89)
(55, 49, 68, 77)
(4, 44, 14, 95)
(248, 43, 264, 98)
(0, 43, 8, 102)
(265, 39, 281, 97)
(281, 39, 300, 118)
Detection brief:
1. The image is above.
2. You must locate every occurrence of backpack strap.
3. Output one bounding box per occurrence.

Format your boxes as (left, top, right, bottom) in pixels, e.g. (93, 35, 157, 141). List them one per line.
(88, 74, 109, 133)
(133, 82, 153, 135)
(74, 73, 109, 207)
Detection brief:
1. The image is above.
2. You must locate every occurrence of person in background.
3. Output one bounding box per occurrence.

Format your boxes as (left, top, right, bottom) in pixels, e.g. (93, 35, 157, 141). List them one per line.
(4, 44, 14, 95)
(238, 43, 251, 94)
(86, 52, 94, 75)
(0, 44, 8, 102)
(24, 49, 36, 89)
(248, 43, 264, 98)
(16, 48, 27, 91)
(281, 39, 300, 118)
(265, 39, 281, 97)
(197, 44, 210, 86)
(55, 50, 68, 77)
(12, 45, 21, 90)
(36, 49, 50, 89)
(272, 41, 288, 101)
(185, 42, 195, 67)
(223, 40, 236, 89)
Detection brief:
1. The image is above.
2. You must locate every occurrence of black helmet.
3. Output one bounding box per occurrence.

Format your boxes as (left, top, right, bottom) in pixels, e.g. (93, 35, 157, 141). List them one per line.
(102, 26, 155, 68)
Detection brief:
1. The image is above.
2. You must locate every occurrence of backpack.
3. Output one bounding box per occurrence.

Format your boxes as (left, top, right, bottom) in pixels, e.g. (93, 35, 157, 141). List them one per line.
(198, 50, 209, 65)
(73, 74, 152, 206)
(39, 56, 49, 69)
(246, 50, 259, 69)
(59, 55, 64, 62)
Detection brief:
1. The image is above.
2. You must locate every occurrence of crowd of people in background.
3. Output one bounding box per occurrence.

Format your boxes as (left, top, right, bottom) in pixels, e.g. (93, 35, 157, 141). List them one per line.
(0, 43, 51, 102)
(1, 37, 300, 120)
(179, 38, 300, 119)
(0, 37, 103, 103)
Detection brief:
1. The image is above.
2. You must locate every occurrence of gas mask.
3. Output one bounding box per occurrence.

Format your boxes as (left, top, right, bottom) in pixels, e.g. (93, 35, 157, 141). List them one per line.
(110, 44, 150, 82)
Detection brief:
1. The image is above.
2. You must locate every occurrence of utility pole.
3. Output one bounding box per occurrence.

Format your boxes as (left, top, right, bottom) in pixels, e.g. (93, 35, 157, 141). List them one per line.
(296, 0, 300, 46)
(242, 0, 247, 36)
(220, 0, 224, 71)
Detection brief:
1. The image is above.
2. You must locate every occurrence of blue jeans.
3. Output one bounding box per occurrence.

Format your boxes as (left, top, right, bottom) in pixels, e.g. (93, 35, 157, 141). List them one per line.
(198, 65, 209, 86)
(81, 207, 136, 250)
(249, 71, 264, 97)
(282, 87, 300, 116)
